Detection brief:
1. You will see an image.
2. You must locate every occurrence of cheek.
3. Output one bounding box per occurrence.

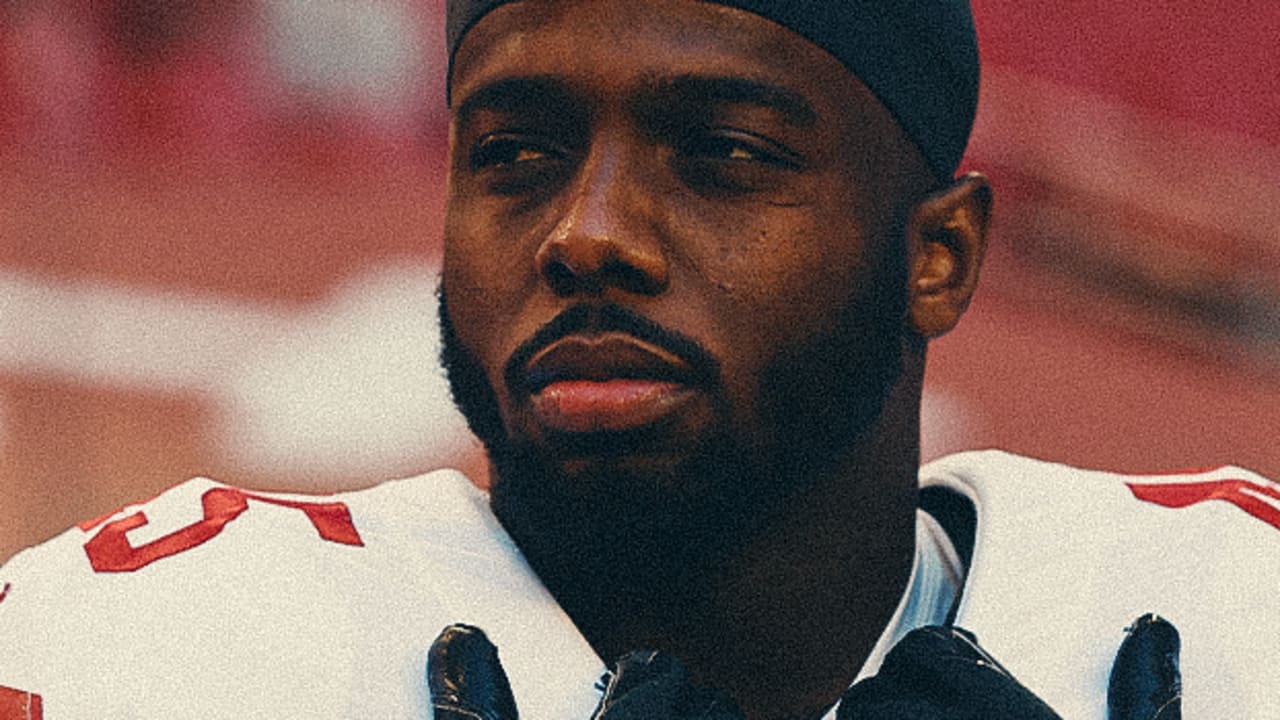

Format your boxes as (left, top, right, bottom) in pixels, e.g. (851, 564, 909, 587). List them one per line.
(677, 206, 878, 344)
(442, 206, 532, 387)
(675, 215, 881, 431)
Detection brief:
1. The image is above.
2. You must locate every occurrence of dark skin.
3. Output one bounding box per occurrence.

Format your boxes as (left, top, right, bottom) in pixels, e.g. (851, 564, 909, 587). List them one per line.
(440, 2, 992, 719)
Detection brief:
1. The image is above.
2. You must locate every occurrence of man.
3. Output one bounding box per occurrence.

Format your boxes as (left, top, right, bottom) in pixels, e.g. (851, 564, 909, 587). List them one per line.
(437, 1, 991, 718)
(0, 1, 1276, 718)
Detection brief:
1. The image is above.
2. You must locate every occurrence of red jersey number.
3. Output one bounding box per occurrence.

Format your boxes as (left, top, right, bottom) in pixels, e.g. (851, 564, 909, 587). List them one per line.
(83, 487, 364, 573)
(0, 686, 42, 720)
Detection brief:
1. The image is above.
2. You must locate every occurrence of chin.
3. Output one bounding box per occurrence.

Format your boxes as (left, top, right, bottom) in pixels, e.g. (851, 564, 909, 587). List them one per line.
(492, 430, 728, 512)
(486, 430, 768, 583)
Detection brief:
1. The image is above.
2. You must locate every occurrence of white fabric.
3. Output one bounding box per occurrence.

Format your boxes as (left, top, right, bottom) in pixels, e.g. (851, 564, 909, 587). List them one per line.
(0, 473, 604, 719)
(2, 450, 1278, 718)
(925, 450, 1280, 719)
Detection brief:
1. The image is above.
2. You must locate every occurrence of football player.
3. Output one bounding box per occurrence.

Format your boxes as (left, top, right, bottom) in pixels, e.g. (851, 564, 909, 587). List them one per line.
(1, 2, 1275, 718)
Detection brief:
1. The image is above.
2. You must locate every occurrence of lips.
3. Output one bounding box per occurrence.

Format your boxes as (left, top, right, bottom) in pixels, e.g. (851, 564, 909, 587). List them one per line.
(521, 333, 703, 433)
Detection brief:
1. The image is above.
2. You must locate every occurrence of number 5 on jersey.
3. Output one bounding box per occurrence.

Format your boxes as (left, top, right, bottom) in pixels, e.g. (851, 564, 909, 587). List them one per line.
(82, 487, 363, 573)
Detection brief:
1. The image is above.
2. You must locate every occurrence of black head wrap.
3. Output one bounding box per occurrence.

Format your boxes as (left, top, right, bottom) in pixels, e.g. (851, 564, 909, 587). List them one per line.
(446, 0, 979, 180)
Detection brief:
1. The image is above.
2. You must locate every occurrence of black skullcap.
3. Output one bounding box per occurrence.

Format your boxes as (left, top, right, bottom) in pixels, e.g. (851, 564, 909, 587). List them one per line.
(446, 0, 979, 180)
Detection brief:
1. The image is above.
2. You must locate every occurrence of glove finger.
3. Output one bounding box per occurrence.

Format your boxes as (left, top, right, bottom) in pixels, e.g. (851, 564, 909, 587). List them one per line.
(838, 626, 1063, 720)
(592, 651, 744, 720)
(427, 624, 519, 720)
(1107, 614, 1182, 720)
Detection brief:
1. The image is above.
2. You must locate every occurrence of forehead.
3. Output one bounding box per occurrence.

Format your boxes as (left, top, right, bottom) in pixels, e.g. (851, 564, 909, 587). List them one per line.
(449, 0, 881, 126)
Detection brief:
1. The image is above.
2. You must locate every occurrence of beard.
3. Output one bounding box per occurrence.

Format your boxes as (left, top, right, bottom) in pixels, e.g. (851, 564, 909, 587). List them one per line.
(438, 293, 756, 580)
(436, 252, 907, 596)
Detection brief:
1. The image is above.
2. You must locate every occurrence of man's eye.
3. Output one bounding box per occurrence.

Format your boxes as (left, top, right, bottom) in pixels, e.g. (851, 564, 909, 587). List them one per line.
(470, 134, 559, 169)
(689, 136, 762, 162)
(673, 129, 803, 194)
(678, 130, 799, 167)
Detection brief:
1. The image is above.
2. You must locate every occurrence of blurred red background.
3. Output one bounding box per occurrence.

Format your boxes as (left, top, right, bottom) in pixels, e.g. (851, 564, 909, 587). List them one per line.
(2, 0, 1278, 562)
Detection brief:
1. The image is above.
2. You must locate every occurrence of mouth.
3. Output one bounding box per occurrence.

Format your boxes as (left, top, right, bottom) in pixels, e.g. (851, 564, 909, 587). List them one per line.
(520, 333, 705, 434)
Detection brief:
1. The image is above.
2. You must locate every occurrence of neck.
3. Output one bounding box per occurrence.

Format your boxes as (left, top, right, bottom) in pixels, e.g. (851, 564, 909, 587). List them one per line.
(494, 385, 923, 720)
(704, 440, 918, 720)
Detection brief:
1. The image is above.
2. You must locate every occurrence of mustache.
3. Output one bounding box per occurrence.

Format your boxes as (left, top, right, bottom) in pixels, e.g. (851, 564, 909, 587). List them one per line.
(502, 303, 722, 395)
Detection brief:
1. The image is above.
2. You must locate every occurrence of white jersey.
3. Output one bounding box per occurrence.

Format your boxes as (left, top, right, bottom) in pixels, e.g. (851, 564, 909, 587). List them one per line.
(0, 473, 605, 719)
(927, 451, 1280, 718)
(1, 450, 1277, 718)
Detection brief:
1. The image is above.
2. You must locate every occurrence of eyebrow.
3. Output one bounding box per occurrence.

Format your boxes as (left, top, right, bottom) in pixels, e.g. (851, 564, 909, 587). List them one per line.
(453, 74, 818, 130)
(641, 74, 818, 129)
(453, 75, 582, 129)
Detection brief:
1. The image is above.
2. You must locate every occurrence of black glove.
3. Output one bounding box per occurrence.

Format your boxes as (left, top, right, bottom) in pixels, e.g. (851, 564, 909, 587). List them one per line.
(425, 615, 1181, 720)
(587, 649, 745, 720)
(836, 625, 1062, 720)
(426, 624, 519, 720)
(426, 625, 742, 720)
(838, 615, 1181, 720)
(1106, 614, 1182, 720)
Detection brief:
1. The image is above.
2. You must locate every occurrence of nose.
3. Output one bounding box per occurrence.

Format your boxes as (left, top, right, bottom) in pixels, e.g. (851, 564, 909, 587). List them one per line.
(534, 140, 669, 297)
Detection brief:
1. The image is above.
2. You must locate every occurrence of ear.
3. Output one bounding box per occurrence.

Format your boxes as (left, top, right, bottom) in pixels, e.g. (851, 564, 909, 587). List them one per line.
(905, 172, 991, 339)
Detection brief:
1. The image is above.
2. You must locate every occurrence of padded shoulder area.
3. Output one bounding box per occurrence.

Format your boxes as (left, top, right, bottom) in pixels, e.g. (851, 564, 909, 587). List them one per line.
(920, 450, 1280, 719)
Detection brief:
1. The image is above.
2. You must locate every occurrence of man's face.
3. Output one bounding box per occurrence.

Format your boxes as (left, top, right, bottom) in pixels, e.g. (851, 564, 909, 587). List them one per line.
(440, 0, 931, 530)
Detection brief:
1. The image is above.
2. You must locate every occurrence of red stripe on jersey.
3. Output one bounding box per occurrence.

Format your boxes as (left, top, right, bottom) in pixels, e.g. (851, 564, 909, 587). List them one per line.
(1127, 479, 1280, 532)
(77, 490, 164, 532)
(0, 583, 9, 604)
(241, 492, 365, 547)
(83, 487, 364, 572)
(0, 686, 43, 720)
